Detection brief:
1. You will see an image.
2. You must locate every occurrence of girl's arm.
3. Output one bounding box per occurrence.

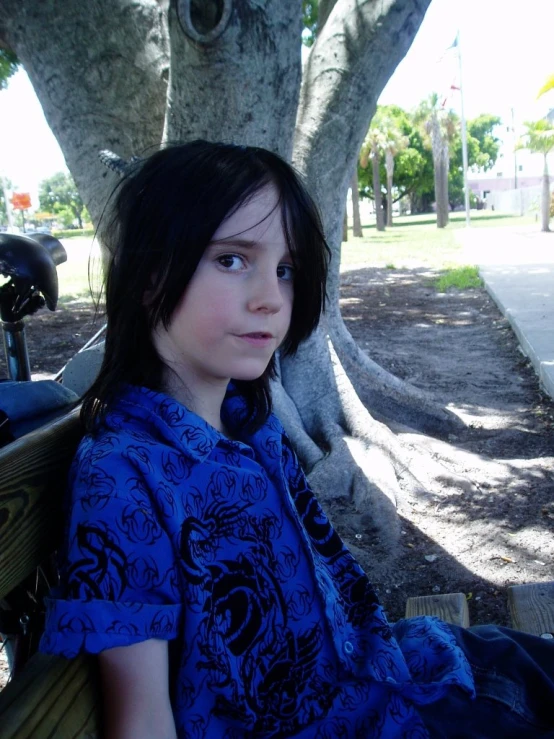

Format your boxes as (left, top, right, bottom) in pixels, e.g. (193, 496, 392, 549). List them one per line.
(98, 638, 177, 739)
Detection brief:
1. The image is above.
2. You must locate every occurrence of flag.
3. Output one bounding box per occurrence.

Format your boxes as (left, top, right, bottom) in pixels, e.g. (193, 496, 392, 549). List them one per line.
(437, 31, 461, 108)
(437, 32, 459, 64)
(441, 72, 461, 108)
(447, 33, 459, 51)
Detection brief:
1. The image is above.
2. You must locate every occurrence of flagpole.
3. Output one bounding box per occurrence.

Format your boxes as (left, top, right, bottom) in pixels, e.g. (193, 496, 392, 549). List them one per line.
(456, 30, 471, 227)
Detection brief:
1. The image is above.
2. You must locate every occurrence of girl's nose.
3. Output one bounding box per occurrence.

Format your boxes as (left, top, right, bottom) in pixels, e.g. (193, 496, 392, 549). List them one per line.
(247, 272, 284, 314)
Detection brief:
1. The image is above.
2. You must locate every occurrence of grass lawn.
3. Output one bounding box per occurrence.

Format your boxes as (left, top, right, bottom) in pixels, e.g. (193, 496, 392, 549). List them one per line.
(55, 236, 102, 304)
(52, 212, 535, 302)
(340, 212, 535, 271)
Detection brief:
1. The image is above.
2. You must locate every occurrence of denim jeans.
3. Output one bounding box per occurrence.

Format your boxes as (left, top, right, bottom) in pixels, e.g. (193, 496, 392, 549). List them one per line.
(418, 624, 554, 737)
(0, 380, 77, 439)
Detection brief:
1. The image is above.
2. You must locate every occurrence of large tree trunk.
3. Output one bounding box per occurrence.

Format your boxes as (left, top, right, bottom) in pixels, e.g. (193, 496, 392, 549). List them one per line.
(163, 0, 301, 158)
(0, 0, 169, 226)
(1, 0, 467, 569)
(541, 156, 551, 233)
(351, 170, 363, 237)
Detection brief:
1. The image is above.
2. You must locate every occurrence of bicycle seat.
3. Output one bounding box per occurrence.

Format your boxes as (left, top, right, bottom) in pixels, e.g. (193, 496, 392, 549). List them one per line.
(0, 233, 61, 312)
(25, 232, 67, 267)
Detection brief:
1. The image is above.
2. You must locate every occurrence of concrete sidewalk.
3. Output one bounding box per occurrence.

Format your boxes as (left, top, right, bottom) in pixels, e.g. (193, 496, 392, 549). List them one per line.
(457, 225, 554, 399)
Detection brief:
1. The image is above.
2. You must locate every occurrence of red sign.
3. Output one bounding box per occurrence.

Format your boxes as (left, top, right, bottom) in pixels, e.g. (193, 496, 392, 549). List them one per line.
(10, 192, 32, 210)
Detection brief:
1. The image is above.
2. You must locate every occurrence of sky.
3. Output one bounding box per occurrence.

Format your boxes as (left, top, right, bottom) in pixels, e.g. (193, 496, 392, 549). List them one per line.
(0, 0, 552, 208)
(378, 0, 553, 124)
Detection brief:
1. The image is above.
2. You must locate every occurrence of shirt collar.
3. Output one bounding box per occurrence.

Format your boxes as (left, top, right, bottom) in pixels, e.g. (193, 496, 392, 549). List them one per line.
(110, 383, 278, 463)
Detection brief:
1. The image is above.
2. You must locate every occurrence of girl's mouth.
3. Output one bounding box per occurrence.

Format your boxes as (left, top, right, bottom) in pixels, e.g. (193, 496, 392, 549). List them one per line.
(238, 332, 274, 346)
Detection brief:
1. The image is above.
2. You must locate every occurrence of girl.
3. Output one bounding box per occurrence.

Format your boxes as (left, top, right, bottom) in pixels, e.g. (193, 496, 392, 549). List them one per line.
(40, 141, 554, 738)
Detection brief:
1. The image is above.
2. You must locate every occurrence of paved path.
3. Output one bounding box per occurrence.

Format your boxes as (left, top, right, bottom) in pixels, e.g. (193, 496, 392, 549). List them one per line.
(457, 224, 554, 399)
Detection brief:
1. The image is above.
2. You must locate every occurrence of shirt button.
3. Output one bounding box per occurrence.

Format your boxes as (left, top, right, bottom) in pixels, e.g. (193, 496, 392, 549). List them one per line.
(343, 641, 354, 655)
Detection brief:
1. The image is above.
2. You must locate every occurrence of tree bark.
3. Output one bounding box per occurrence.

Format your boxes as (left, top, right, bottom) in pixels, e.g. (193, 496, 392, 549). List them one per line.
(434, 158, 449, 229)
(385, 149, 394, 227)
(541, 156, 551, 233)
(0, 0, 169, 226)
(351, 170, 363, 237)
(430, 115, 449, 229)
(0, 0, 468, 560)
(372, 149, 385, 231)
(163, 0, 301, 159)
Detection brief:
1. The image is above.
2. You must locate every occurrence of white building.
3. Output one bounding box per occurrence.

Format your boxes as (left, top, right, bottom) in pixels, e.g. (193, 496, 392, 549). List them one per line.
(468, 112, 553, 214)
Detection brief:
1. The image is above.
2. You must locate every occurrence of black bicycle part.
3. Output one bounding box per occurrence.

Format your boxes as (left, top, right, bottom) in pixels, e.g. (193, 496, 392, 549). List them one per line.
(0, 233, 67, 380)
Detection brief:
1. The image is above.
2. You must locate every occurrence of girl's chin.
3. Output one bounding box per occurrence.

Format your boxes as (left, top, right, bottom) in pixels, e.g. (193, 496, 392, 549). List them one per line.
(230, 364, 272, 382)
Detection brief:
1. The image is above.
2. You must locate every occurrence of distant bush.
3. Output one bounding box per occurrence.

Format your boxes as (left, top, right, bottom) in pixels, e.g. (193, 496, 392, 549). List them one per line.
(52, 227, 95, 239)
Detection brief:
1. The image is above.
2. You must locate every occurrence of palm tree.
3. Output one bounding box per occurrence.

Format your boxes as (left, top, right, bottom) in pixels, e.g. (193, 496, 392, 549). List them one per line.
(382, 125, 410, 226)
(414, 94, 457, 229)
(350, 169, 363, 237)
(360, 126, 386, 231)
(517, 119, 554, 232)
(537, 74, 554, 99)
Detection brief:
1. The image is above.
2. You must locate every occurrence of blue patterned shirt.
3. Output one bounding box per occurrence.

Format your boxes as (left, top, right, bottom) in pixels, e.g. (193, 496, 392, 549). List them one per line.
(40, 384, 474, 737)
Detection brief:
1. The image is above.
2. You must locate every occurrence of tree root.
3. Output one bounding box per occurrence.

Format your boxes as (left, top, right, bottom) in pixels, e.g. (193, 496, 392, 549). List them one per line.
(329, 310, 465, 437)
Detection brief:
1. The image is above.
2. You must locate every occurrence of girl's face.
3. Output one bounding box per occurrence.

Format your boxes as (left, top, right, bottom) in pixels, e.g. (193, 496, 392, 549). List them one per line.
(152, 183, 294, 399)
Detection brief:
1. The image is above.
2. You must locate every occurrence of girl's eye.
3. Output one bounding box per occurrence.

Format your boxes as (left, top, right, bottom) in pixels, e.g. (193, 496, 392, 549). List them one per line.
(277, 263, 295, 282)
(217, 254, 246, 271)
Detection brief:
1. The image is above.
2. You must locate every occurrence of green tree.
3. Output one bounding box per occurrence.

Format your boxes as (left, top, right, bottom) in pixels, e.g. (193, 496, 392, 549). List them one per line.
(357, 105, 501, 216)
(413, 94, 458, 228)
(302, 0, 318, 45)
(301, 0, 335, 46)
(537, 74, 554, 99)
(39, 171, 86, 228)
(358, 106, 433, 214)
(517, 119, 554, 232)
(448, 114, 501, 208)
(360, 126, 386, 230)
(360, 110, 395, 231)
(0, 47, 18, 89)
(381, 118, 409, 226)
(0, 176, 14, 224)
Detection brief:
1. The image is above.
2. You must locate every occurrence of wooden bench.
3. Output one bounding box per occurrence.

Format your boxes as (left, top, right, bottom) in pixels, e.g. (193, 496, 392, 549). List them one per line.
(0, 408, 102, 738)
(406, 587, 554, 636)
(0, 409, 552, 738)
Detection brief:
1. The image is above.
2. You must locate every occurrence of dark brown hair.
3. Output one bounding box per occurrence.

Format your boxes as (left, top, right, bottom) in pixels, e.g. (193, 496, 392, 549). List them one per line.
(82, 140, 330, 432)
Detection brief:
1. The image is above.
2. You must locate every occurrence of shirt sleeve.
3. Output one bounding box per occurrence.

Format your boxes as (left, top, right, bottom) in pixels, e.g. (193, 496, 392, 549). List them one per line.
(40, 443, 183, 658)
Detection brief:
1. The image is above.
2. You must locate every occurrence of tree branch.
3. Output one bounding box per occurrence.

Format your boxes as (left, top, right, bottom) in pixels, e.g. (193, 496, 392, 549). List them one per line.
(294, 0, 431, 218)
(293, 0, 431, 316)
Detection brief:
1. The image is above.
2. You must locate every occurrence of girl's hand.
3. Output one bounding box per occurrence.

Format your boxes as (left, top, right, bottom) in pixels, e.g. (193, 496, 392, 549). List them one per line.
(99, 638, 177, 739)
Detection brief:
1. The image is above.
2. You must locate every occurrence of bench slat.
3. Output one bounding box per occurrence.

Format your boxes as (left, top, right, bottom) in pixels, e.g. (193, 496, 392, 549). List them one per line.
(0, 652, 100, 738)
(508, 582, 554, 637)
(0, 408, 82, 600)
(405, 593, 470, 627)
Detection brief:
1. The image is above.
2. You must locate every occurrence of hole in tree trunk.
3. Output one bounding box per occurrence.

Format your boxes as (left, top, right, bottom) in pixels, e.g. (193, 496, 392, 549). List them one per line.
(190, 0, 225, 35)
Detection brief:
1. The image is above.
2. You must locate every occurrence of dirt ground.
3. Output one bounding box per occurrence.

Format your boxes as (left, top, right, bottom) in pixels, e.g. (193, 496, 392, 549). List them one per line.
(338, 264, 554, 626)
(1, 264, 553, 686)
